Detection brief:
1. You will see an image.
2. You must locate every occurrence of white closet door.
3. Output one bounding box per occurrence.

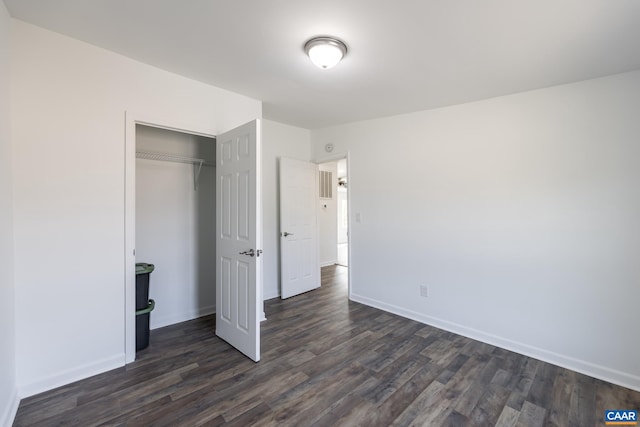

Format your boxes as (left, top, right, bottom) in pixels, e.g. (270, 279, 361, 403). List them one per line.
(215, 119, 261, 362)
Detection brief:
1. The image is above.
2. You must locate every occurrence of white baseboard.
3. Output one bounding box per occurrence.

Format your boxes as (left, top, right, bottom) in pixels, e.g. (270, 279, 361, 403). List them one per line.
(263, 289, 280, 300)
(150, 305, 216, 330)
(1, 385, 20, 427)
(320, 260, 337, 267)
(18, 354, 124, 399)
(350, 293, 640, 392)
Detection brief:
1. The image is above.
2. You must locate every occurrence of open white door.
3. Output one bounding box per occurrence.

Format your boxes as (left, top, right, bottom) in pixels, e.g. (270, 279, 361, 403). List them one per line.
(280, 157, 320, 299)
(216, 119, 261, 362)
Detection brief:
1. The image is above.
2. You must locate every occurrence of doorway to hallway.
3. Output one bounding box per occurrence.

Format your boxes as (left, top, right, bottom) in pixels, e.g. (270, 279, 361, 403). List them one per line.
(318, 157, 349, 284)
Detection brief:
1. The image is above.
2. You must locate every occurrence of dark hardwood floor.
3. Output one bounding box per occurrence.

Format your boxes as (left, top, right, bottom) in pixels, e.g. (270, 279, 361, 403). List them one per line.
(14, 265, 640, 426)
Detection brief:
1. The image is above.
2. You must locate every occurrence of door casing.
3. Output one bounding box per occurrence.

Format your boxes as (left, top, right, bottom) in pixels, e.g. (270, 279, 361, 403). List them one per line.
(292, 151, 352, 299)
(315, 152, 351, 298)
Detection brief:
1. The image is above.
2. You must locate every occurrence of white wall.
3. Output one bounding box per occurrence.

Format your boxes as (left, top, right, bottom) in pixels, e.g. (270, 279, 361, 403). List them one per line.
(337, 188, 348, 245)
(11, 19, 261, 396)
(261, 120, 311, 299)
(318, 162, 338, 266)
(311, 70, 640, 391)
(0, 3, 18, 426)
(136, 125, 216, 330)
(337, 159, 348, 245)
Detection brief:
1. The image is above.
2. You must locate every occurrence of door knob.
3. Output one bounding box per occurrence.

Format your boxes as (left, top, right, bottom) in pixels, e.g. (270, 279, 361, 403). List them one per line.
(283, 232, 294, 237)
(239, 249, 255, 257)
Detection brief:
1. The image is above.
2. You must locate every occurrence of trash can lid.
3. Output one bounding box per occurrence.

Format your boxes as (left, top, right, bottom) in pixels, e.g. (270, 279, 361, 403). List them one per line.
(136, 263, 155, 274)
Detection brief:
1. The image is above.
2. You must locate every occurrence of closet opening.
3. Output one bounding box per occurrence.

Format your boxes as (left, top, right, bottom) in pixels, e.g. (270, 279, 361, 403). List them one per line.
(134, 124, 216, 341)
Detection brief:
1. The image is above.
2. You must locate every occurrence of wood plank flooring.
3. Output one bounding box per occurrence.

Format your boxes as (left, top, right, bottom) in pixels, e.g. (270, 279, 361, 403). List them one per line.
(14, 265, 640, 426)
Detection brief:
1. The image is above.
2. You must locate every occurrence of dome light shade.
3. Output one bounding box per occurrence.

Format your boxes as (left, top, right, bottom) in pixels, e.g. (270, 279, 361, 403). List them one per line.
(304, 37, 347, 69)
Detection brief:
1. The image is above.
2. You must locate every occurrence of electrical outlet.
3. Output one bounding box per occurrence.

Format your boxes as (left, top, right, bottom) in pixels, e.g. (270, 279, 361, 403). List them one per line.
(420, 285, 429, 298)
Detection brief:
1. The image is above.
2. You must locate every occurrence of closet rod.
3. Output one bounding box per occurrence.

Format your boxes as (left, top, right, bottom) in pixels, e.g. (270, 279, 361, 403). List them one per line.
(136, 150, 214, 190)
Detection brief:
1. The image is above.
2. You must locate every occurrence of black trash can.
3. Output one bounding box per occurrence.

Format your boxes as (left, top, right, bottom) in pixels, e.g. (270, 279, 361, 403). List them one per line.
(135, 263, 155, 351)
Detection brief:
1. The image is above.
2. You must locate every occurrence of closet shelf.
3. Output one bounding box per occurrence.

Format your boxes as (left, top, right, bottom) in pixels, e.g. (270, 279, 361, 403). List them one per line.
(136, 150, 214, 190)
(135, 150, 214, 167)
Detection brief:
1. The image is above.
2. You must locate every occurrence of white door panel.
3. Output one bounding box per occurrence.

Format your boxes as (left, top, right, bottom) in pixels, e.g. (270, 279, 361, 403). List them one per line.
(216, 120, 261, 362)
(280, 157, 320, 299)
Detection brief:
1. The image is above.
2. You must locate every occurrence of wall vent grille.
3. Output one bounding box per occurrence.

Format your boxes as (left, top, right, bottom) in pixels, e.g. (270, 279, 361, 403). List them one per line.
(319, 170, 333, 199)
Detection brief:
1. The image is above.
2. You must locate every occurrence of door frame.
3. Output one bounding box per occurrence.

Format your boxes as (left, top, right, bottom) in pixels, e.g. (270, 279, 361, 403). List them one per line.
(124, 111, 219, 363)
(313, 151, 352, 300)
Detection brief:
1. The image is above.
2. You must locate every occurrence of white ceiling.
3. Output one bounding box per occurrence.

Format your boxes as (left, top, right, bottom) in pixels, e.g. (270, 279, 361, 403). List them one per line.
(4, 0, 640, 129)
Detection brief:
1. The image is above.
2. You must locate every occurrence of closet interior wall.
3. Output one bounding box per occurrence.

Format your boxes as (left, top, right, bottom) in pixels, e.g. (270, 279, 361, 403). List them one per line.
(135, 125, 216, 330)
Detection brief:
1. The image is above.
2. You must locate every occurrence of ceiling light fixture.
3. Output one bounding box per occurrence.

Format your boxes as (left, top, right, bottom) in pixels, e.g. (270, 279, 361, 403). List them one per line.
(304, 36, 348, 70)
